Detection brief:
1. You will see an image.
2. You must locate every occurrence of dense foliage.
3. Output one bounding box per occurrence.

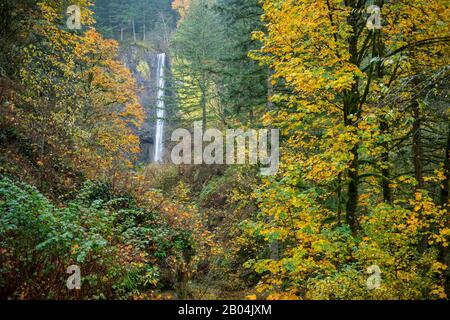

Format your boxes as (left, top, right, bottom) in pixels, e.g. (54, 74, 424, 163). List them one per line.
(245, 0, 449, 299)
(170, 0, 450, 300)
(0, 176, 195, 299)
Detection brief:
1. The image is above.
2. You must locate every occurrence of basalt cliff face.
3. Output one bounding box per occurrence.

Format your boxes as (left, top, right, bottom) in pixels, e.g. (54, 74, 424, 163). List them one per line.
(120, 46, 168, 164)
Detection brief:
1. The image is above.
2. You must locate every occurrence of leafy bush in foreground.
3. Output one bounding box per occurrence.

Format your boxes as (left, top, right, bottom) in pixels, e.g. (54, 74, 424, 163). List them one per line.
(0, 176, 192, 299)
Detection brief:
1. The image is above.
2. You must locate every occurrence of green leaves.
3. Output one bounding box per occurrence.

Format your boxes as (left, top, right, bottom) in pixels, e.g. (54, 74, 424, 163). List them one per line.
(0, 176, 196, 299)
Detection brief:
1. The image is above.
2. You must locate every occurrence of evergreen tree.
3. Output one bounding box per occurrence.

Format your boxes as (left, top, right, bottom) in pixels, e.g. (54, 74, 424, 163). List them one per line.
(215, 0, 268, 126)
(171, 0, 227, 129)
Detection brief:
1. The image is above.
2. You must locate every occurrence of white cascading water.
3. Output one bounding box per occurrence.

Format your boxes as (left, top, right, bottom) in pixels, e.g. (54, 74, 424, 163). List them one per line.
(153, 53, 166, 163)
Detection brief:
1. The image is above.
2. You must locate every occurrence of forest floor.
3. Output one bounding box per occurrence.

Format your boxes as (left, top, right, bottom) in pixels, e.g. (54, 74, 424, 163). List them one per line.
(189, 281, 252, 300)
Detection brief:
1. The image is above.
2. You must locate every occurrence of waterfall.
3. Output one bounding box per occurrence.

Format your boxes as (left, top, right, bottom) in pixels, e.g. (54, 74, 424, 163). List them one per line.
(153, 53, 166, 163)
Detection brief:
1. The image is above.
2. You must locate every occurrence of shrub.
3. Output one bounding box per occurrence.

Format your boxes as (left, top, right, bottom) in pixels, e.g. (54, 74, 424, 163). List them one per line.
(0, 176, 193, 299)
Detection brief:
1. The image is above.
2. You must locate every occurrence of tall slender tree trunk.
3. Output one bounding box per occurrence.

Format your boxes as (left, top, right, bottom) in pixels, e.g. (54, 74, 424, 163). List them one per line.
(411, 98, 429, 253)
(200, 82, 206, 133)
(439, 121, 450, 297)
(337, 173, 343, 225)
(132, 19, 136, 42)
(267, 68, 274, 110)
(343, 3, 363, 234)
(267, 67, 279, 261)
(380, 119, 392, 202)
(346, 144, 359, 232)
(441, 121, 450, 208)
(343, 85, 360, 234)
(412, 100, 424, 189)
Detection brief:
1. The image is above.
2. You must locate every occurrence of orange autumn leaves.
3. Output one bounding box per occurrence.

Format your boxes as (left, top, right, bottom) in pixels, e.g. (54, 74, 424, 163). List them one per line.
(17, 3, 145, 180)
(172, 0, 191, 22)
(72, 29, 145, 175)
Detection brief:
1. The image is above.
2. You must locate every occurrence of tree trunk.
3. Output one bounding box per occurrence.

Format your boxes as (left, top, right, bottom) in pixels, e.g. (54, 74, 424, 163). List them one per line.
(132, 19, 136, 42)
(441, 121, 450, 208)
(380, 119, 392, 202)
(267, 67, 279, 260)
(412, 99, 429, 253)
(267, 68, 274, 110)
(343, 85, 360, 234)
(412, 100, 424, 190)
(200, 83, 206, 133)
(343, 3, 363, 234)
(346, 144, 359, 233)
(439, 121, 450, 297)
(337, 173, 342, 225)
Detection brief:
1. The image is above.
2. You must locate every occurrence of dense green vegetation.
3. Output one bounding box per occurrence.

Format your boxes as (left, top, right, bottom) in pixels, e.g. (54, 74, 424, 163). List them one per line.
(0, 177, 193, 299)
